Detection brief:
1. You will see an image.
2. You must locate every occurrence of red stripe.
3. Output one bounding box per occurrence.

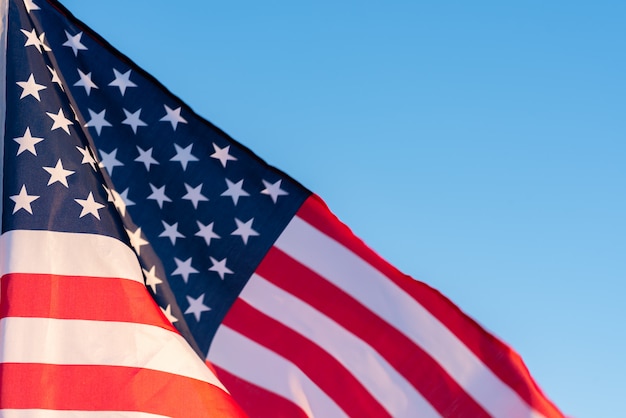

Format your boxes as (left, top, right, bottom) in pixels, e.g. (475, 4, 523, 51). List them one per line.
(296, 194, 564, 417)
(257, 246, 489, 418)
(0, 363, 247, 417)
(0, 273, 176, 332)
(214, 365, 309, 418)
(222, 299, 391, 418)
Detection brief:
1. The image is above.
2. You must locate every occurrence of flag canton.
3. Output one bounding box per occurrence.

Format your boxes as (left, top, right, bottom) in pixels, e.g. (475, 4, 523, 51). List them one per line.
(3, 0, 309, 355)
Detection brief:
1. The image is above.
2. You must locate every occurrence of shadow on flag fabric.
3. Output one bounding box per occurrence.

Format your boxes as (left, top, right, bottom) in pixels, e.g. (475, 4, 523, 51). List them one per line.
(0, 0, 564, 417)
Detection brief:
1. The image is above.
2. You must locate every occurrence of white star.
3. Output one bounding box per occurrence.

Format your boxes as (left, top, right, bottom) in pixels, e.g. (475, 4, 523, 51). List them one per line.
(20, 28, 50, 52)
(159, 220, 184, 245)
(160, 105, 187, 130)
(135, 146, 159, 170)
(209, 257, 233, 280)
(14, 127, 44, 156)
(185, 294, 211, 322)
(74, 69, 98, 95)
(69, 104, 80, 122)
(37, 32, 51, 52)
(112, 188, 134, 217)
(76, 145, 97, 170)
(43, 159, 75, 188)
(69, 103, 80, 123)
(147, 184, 172, 208)
(24, 0, 40, 13)
(231, 218, 260, 245)
(109, 69, 137, 95)
(102, 184, 115, 203)
(46, 108, 73, 135)
(261, 179, 289, 203)
(16, 73, 46, 101)
(47, 65, 64, 91)
(63, 30, 87, 56)
(221, 178, 249, 205)
(195, 221, 220, 247)
(170, 143, 198, 170)
(126, 226, 148, 255)
(74, 192, 105, 220)
(98, 149, 123, 175)
(161, 304, 178, 324)
(143, 265, 163, 293)
(21, 28, 41, 50)
(210, 143, 237, 168)
(122, 108, 147, 134)
(85, 109, 112, 135)
(182, 183, 208, 209)
(172, 257, 198, 283)
(10, 185, 39, 214)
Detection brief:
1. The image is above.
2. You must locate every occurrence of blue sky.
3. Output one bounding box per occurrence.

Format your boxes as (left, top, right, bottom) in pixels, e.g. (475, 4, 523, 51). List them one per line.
(61, 1, 626, 416)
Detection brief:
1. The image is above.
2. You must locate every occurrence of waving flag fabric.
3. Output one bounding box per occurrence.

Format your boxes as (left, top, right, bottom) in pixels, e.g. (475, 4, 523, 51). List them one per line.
(0, 0, 564, 417)
(0, 0, 247, 416)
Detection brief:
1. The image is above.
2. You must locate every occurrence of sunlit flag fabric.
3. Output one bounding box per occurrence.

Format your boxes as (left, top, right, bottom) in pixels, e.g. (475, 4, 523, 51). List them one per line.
(0, 0, 564, 417)
(0, 0, 248, 416)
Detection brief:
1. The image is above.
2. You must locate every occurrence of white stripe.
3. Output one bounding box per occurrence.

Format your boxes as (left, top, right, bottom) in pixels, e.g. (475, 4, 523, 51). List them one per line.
(0, 229, 142, 283)
(0, 316, 227, 392)
(241, 274, 439, 418)
(0, 410, 168, 418)
(209, 325, 347, 418)
(275, 215, 543, 418)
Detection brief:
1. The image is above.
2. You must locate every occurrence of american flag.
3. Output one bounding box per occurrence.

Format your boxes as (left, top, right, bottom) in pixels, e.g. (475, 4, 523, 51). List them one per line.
(0, 0, 564, 417)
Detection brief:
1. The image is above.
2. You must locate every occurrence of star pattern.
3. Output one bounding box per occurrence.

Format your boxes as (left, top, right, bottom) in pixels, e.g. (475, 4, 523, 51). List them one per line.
(159, 221, 185, 245)
(195, 221, 220, 246)
(37, 33, 52, 52)
(161, 305, 178, 324)
(74, 68, 98, 95)
(221, 178, 250, 205)
(209, 256, 233, 280)
(21, 28, 41, 50)
(170, 143, 199, 170)
(112, 188, 135, 217)
(109, 69, 137, 95)
(76, 145, 97, 170)
(21, 28, 50, 53)
(63, 30, 87, 55)
(14, 127, 44, 156)
(160, 105, 187, 130)
(182, 183, 209, 209)
(43, 158, 75, 187)
(74, 192, 105, 220)
(172, 257, 199, 283)
(185, 294, 211, 322)
(126, 226, 149, 255)
(10, 185, 39, 214)
(261, 179, 289, 203)
(84, 108, 112, 135)
(211, 143, 237, 167)
(98, 149, 124, 174)
(17, 73, 46, 101)
(147, 184, 172, 208)
(23, 0, 41, 13)
(143, 265, 163, 293)
(48, 65, 64, 90)
(123, 108, 147, 134)
(46, 108, 73, 134)
(4, 0, 308, 359)
(135, 146, 159, 170)
(102, 185, 115, 203)
(231, 218, 260, 245)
